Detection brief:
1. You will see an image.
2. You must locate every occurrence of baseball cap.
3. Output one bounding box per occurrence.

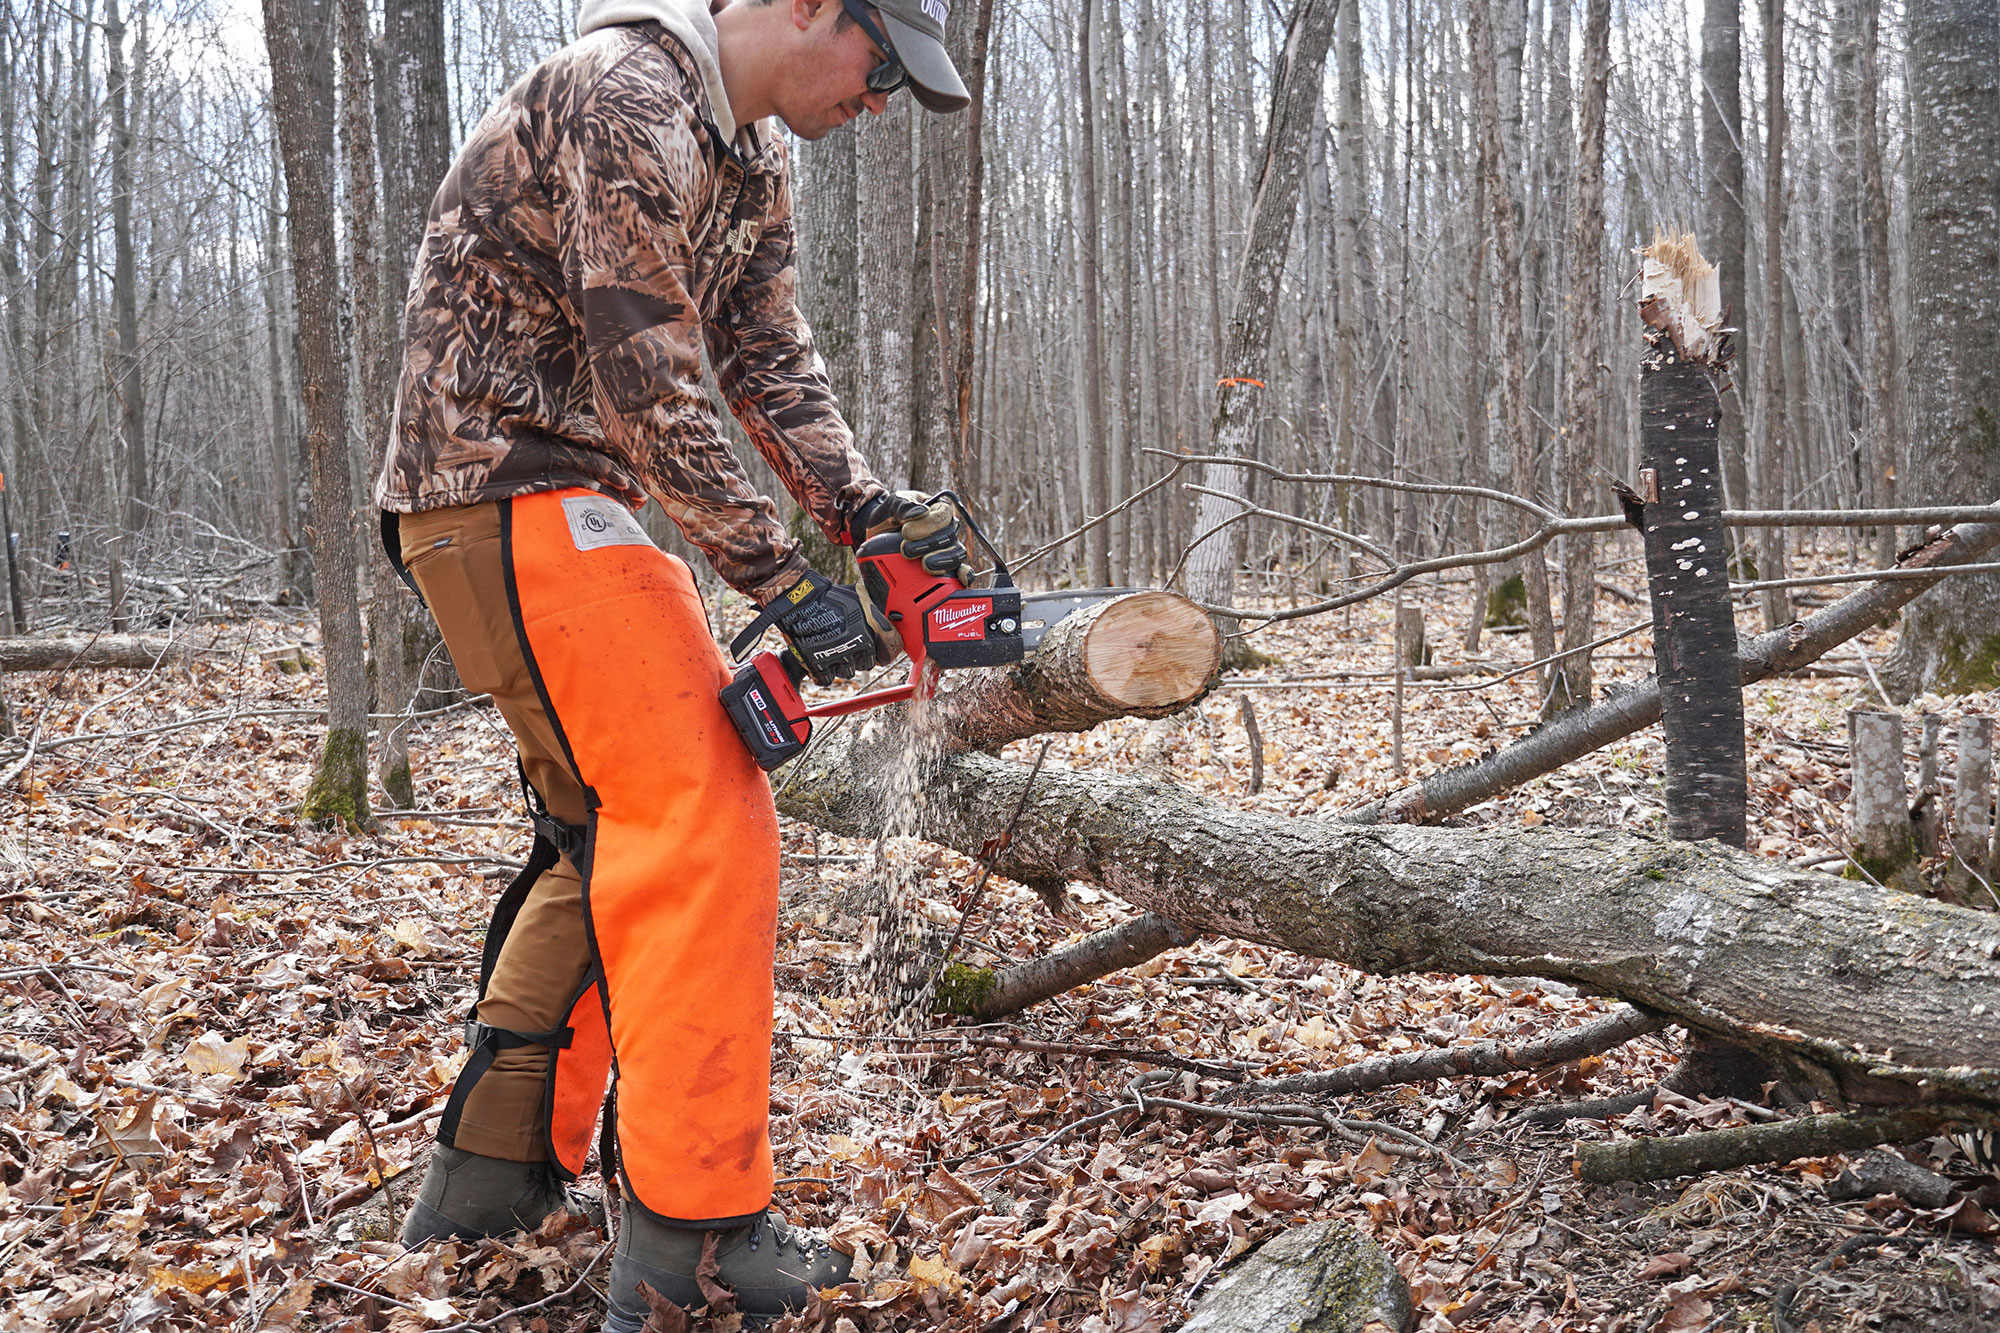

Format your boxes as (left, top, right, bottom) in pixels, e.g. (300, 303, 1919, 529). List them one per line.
(867, 0, 970, 112)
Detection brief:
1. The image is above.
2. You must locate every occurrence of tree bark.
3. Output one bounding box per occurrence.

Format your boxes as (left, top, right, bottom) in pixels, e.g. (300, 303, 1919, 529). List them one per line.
(1856, 0, 1903, 570)
(263, 0, 370, 825)
(103, 0, 148, 544)
(340, 0, 412, 809)
(1700, 0, 1750, 571)
(1754, 0, 1789, 632)
(857, 102, 916, 487)
(783, 734, 2000, 1112)
(1881, 0, 2000, 697)
(1637, 236, 1744, 848)
(1183, 0, 1341, 635)
(1076, 0, 1111, 586)
(1553, 0, 1611, 715)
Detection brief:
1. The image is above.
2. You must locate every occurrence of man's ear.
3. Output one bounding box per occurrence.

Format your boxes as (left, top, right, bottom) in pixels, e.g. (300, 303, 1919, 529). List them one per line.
(791, 0, 826, 33)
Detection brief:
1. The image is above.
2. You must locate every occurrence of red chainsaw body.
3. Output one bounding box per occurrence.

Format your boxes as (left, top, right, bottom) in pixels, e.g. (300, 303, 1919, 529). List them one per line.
(721, 529, 1024, 770)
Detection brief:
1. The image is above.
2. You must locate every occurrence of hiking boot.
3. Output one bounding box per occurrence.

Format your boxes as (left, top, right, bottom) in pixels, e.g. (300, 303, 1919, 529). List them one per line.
(600, 1198, 852, 1329)
(400, 1145, 604, 1245)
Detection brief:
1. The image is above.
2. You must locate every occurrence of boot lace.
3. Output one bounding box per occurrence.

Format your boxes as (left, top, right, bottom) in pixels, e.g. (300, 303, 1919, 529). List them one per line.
(746, 1213, 821, 1263)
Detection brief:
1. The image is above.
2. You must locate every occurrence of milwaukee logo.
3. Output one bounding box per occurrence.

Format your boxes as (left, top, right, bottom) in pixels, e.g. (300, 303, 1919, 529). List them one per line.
(931, 602, 988, 631)
(929, 599, 991, 641)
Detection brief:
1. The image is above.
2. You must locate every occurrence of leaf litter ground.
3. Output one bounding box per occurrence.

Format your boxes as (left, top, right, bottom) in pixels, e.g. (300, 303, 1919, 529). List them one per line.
(2, 559, 1997, 1332)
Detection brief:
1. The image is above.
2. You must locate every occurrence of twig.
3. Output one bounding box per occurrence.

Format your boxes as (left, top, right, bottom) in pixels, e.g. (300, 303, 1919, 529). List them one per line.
(779, 1029, 1252, 1081)
(0, 1052, 59, 1087)
(341, 1079, 401, 1240)
(1226, 1004, 1668, 1102)
(939, 739, 1054, 971)
(1011, 458, 1191, 573)
(424, 1251, 611, 1333)
(318, 1279, 424, 1313)
(1433, 621, 1653, 693)
(1732, 560, 2000, 593)
(172, 853, 524, 876)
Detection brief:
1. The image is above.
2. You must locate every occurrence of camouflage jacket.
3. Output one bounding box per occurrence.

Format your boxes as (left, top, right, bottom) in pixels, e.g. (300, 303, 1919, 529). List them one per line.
(374, 21, 880, 603)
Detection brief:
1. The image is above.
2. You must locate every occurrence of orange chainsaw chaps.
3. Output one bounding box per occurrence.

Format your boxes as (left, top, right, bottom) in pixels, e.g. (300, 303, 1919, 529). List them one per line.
(547, 974, 611, 1179)
(506, 489, 779, 1224)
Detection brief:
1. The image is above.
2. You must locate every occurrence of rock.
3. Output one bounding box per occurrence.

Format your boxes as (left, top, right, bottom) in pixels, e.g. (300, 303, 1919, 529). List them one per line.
(1181, 1219, 1411, 1333)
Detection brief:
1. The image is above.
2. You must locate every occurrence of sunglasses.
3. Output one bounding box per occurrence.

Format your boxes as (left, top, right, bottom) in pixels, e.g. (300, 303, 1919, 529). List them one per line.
(838, 0, 911, 95)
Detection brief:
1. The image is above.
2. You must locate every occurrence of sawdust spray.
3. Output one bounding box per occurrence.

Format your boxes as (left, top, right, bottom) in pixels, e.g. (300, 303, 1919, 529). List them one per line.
(850, 691, 950, 1034)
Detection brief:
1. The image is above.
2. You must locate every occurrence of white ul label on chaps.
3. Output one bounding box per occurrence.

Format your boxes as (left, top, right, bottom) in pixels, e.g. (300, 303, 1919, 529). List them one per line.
(561, 495, 655, 552)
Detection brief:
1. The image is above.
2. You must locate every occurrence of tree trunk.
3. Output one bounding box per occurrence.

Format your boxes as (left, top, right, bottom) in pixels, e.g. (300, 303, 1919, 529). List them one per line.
(1637, 235, 1744, 848)
(374, 0, 456, 707)
(1701, 0, 1750, 572)
(1183, 0, 1342, 641)
(340, 0, 412, 808)
(1881, 0, 2000, 698)
(1075, 0, 1112, 586)
(783, 733, 2000, 1113)
(103, 0, 148, 544)
(0, 634, 190, 671)
(1553, 0, 1611, 714)
(1856, 0, 1903, 570)
(263, 0, 370, 826)
(857, 102, 916, 488)
(1754, 0, 1789, 632)
(927, 591, 1219, 749)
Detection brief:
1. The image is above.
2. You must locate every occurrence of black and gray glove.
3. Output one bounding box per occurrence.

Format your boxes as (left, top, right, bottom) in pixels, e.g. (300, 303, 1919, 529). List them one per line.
(852, 490, 976, 585)
(766, 570, 883, 685)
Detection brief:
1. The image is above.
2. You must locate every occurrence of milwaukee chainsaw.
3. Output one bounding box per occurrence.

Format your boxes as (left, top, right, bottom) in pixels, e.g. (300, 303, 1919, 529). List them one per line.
(722, 492, 1124, 770)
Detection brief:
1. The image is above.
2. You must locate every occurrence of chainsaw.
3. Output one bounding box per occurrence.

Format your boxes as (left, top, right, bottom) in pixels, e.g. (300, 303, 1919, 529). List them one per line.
(722, 492, 1127, 770)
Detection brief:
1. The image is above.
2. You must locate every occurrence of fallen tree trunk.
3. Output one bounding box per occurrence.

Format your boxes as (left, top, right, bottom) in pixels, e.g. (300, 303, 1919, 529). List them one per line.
(1346, 505, 2000, 825)
(0, 635, 192, 672)
(780, 735, 2000, 1111)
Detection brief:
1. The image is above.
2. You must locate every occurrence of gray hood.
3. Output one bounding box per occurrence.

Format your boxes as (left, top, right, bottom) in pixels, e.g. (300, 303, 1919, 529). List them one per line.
(577, 0, 741, 139)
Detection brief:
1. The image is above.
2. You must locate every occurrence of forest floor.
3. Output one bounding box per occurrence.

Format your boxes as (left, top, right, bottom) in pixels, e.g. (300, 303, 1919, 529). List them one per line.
(2, 541, 1998, 1333)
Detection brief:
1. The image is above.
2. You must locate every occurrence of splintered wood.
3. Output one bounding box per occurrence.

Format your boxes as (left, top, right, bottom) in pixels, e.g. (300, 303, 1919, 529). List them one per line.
(1638, 229, 1728, 367)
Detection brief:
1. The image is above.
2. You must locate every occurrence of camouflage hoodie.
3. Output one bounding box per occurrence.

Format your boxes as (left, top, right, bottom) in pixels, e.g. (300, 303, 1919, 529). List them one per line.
(374, 4, 880, 604)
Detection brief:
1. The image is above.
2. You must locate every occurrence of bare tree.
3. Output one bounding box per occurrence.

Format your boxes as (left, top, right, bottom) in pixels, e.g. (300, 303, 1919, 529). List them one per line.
(262, 0, 371, 824)
(1882, 0, 2000, 697)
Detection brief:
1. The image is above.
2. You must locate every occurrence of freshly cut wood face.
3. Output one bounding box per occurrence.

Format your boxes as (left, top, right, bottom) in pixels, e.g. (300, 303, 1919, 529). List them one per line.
(1081, 592, 1220, 707)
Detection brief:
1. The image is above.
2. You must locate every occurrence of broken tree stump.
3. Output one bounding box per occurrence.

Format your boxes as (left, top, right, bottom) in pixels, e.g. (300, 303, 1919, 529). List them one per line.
(1636, 231, 1745, 851)
(1952, 714, 1994, 900)
(1849, 710, 1921, 892)
(1917, 712, 1945, 857)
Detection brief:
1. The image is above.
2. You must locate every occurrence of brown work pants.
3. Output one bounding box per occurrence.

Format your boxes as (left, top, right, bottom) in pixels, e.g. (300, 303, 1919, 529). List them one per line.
(399, 492, 781, 1225)
(400, 502, 593, 1162)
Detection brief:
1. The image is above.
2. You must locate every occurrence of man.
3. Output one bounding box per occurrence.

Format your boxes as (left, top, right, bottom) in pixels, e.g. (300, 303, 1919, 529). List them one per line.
(374, 0, 970, 1324)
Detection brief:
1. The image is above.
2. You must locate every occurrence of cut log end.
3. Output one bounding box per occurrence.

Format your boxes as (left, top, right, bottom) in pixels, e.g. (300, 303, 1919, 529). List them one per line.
(1080, 591, 1220, 709)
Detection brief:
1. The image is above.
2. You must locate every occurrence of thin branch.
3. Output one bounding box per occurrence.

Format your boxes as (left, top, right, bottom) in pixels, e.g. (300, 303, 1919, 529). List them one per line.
(1225, 1005, 1668, 1102)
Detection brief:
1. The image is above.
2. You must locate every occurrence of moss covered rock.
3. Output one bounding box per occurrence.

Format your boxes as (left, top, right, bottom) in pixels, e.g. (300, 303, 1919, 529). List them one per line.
(1180, 1219, 1411, 1333)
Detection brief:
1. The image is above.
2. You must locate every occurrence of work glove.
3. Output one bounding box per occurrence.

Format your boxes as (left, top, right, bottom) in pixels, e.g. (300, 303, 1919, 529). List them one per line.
(767, 569, 888, 685)
(853, 490, 976, 585)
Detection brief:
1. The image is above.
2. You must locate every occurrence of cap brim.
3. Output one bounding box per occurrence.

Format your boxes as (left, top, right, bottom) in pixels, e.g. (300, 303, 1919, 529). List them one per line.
(876, 11, 970, 112)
